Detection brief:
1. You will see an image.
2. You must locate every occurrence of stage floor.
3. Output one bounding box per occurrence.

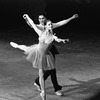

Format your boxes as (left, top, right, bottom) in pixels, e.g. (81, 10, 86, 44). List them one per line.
(0, 37, 100, 100)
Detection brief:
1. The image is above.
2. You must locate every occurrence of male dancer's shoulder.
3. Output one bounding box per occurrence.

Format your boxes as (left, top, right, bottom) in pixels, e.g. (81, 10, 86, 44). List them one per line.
(36, 24, 44, 31)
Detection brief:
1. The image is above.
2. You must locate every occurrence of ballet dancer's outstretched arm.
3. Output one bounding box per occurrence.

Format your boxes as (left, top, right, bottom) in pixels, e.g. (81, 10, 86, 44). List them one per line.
(23, 14, 42, 36)
(53, 35, 69, 43)
(53, 14, 78, 29)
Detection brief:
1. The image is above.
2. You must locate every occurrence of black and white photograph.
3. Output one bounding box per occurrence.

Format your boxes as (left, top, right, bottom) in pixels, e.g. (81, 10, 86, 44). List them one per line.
(0, 0, 100, 100)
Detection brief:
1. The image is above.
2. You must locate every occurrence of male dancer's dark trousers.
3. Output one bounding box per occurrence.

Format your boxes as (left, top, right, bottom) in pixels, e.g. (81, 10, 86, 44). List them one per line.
(35, 68, 61, 92)
(35, 44, 62, 92)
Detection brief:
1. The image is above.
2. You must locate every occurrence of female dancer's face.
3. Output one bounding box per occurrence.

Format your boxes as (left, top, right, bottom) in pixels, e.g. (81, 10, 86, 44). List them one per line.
(46, 21, 53, 30)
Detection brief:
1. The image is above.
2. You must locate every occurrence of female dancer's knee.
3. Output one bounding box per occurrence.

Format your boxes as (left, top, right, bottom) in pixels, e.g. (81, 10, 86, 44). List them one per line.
(39, 69, 44, 77)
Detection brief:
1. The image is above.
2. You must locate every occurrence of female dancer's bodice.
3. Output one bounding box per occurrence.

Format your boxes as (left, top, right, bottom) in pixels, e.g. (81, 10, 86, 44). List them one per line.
(38, 30, 54, 54)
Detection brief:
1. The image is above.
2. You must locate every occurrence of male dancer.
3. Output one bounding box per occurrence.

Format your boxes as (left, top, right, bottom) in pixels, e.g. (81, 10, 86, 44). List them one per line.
(23, 14, 78, 96)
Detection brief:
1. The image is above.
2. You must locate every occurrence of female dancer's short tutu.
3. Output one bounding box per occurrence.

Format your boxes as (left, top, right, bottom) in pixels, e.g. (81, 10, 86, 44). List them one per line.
(25, 44, 55, 70)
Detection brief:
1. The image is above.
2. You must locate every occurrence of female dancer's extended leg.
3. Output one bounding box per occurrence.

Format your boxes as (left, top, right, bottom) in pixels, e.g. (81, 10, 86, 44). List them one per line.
(10, 42, 28, 51)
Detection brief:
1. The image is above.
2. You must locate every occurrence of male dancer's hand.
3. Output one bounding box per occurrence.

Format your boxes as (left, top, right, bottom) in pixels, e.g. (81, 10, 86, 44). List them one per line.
(72, 14, 78, 19)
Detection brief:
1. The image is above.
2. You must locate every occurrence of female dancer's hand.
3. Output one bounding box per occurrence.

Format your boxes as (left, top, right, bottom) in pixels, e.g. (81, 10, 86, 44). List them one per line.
(66, 38, 69, 42)
(62, 39, 69, 43)
(23, 14, 28, 19)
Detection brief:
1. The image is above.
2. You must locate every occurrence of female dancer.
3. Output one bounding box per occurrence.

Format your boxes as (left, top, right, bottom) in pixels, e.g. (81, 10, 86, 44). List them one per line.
(23, 14, 78, 96)
(10, 14, 68, 100)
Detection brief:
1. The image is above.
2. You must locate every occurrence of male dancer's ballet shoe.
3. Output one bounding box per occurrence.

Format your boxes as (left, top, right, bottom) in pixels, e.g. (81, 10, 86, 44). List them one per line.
(40, 91, 45, 100)
(34, 83, 41, 92)
(55, 90, 64, 96)
(55, 85, 63, 96)
(10, 42, 18, 48)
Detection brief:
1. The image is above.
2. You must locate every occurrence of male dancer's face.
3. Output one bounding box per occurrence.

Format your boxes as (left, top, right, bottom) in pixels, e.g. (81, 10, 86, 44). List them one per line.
(38, 15, 46, 25)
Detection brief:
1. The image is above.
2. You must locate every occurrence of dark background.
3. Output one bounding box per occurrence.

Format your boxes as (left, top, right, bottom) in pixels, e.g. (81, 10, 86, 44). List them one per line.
(0, 0, 100, 42)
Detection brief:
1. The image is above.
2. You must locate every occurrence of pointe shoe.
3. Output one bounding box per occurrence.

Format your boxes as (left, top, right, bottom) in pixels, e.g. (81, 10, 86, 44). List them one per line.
(40, 91, 46, 100)
(10, 42, 18, 48)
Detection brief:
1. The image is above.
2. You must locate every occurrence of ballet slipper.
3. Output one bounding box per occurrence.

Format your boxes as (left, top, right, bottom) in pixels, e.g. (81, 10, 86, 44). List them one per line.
(10, 42, 18, 48)
(40, 91, 46, 100)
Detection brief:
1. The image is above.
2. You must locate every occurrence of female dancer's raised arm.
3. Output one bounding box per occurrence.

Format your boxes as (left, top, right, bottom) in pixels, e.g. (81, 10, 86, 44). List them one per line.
(23, 14, 42, 36)
(53, 14, 78, 29)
